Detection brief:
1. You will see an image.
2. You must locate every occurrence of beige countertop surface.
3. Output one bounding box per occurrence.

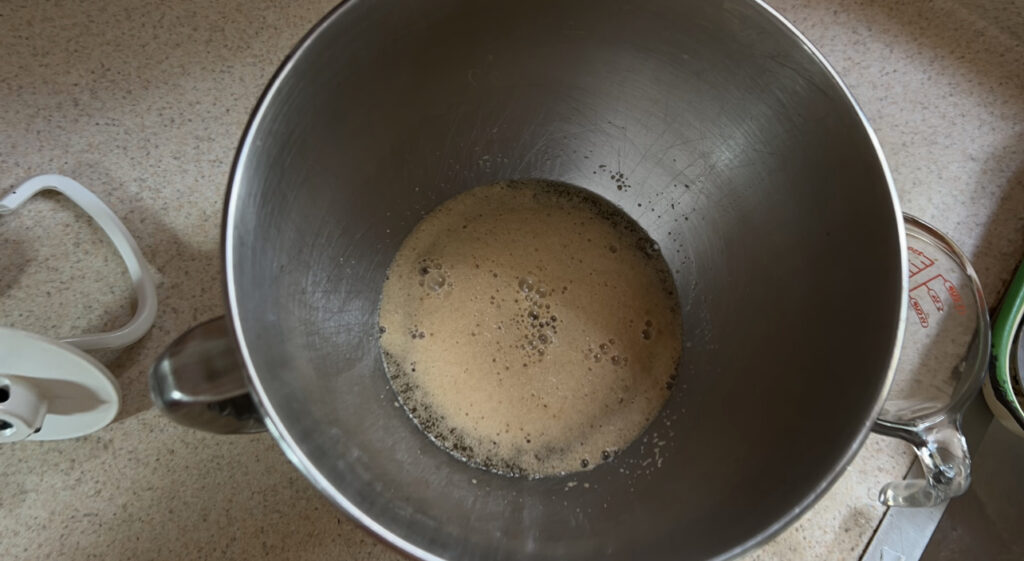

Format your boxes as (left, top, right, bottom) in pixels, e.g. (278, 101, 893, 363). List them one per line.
(1, 1, 1021, 559)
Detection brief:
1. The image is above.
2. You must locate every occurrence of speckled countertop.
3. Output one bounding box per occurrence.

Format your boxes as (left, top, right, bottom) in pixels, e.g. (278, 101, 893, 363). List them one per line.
(1, 1, 1021, 560)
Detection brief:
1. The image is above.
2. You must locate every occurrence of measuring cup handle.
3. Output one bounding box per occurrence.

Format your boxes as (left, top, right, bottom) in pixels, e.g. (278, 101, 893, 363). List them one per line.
(872, 416, 971, 507)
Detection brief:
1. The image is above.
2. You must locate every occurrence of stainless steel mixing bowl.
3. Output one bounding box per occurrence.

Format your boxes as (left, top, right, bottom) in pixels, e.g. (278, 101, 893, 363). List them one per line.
(214, 0, 905, 558)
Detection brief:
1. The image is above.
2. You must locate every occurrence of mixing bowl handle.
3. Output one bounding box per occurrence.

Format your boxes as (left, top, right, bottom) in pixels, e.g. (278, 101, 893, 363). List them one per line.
(149, 316, 266, 434)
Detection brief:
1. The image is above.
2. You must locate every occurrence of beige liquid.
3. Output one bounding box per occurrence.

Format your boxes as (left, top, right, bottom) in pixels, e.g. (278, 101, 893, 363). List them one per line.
(378, 180, 682, 477)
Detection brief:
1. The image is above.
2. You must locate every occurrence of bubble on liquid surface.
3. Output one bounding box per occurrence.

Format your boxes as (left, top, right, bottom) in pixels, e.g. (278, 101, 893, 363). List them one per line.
(636, 238, 660, 258)
(425, 270, 447, 292)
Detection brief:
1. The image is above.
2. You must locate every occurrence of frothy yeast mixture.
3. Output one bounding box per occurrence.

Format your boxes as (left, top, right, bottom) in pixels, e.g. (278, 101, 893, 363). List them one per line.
(378, 179, 682, 477)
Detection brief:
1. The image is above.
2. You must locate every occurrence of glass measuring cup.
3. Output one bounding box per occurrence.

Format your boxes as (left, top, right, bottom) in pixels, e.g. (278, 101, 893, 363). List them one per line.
(873, 214, 990, 507)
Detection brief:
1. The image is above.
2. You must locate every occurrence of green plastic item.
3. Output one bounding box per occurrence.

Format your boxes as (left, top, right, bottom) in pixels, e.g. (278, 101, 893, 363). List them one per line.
(985, 259, 1024, 433)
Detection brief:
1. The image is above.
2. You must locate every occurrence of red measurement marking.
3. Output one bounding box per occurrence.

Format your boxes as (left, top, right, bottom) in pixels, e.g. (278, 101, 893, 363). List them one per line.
(909, 273, 968, 325)
(908, 246, 935, 278)
(909, 274, 943, 294)
(910, 295, 929, 328)
(944, 279, 967, 315)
